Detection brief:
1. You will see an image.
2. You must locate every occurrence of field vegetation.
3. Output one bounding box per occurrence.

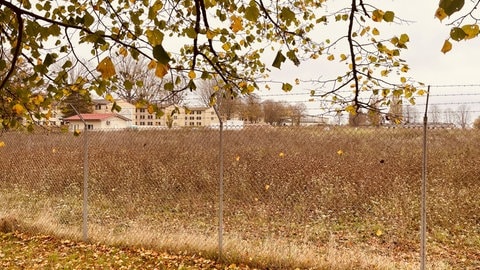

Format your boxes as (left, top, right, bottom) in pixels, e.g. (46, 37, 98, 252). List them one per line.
(0, 126, 479, 269)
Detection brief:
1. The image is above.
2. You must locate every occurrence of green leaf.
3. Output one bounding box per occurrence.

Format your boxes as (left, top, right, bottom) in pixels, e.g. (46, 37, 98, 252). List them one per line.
(83, 13, 95, 27)
(439, 0, 465, 16)
(383, 11, 395, 22)
(272, 50, 286, 69)
(153, 45, 170, 65)
(450, 27, 466, 41)
(124, 80, 133, 90)
(282, 83, 293, 92)
(245, 3, 260, 22)
(286, 50, 300, 66)
(280, 7, 295, 26)
(145, 29, 164, 46)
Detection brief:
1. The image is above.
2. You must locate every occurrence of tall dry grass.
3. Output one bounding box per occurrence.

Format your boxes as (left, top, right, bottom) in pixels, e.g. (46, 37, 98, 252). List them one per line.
(0, 126, 478, 269)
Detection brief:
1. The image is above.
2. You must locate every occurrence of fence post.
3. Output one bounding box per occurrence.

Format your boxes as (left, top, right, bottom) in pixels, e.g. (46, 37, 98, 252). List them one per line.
(213, 105, 224, 261)
(70, 105, 89, 242)
(420, 86, 431, 270)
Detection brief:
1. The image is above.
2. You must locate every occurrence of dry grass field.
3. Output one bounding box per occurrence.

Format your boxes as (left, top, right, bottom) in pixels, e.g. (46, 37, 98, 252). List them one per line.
(0, 126, 479, 269)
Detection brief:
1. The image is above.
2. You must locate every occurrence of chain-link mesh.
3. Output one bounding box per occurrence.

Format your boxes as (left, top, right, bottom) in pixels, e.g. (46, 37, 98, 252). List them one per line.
(1, 115, 479, 268)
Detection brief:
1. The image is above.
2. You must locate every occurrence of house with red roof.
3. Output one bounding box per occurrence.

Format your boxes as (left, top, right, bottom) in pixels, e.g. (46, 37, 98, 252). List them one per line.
(63, 113, 132, 131)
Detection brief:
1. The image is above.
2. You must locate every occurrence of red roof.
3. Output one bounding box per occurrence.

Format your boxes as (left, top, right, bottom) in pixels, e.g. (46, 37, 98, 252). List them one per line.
(64, 113, 129, 121)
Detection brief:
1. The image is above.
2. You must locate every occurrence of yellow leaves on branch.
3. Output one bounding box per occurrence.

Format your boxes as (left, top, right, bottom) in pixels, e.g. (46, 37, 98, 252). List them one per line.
(96, 57, 116, 79)
(0, 141, 5, 148)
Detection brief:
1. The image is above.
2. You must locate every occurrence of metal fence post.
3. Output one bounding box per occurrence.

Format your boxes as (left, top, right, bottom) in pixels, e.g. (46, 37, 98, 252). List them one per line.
(70, 105, 89, 242)
(213, 105, 224, 261)
(421, 86, 431, 270)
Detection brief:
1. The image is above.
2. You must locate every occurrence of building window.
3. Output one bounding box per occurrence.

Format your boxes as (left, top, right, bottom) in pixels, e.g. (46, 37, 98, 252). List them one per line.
(174, 115, 178, 119)
(106, 120, 111, 125)
(189, 116, 195, 120)
(87, 124, 94, 130)
(140, 122, 145, 125)
(140, 115, 145, 119)
(196, 116, 201, 120)
(196, 122, 202, 126)
(95, 104, 102, 110)
(140, 108, 145, 113)
(148, 115, 153, 119)
(196, 111, 201, 115)
(147, 122, 153, 126)
(190, 122, 195, 126)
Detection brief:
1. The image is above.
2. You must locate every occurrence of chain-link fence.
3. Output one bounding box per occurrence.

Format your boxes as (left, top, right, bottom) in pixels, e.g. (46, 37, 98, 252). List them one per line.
(1, 92, 479, 269)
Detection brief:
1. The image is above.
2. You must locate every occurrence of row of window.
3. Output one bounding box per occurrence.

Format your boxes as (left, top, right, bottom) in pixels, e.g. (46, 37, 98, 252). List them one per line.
(134, 122, 203, 126)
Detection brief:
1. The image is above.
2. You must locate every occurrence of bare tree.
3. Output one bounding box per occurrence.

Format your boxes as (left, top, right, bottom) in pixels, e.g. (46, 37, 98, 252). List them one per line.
(403, 104, 418, 124)
(429, 105, 442, 124)
(262, 100, 287, 125)
(239, 94, 262, 123)
(455, 105, 471, 129)
(444, 108, 455, 124)
(387, 96, 403, 124)
(114, 56, 183, 105)
(288, 103, 307, 126)
(196, 79, 240, 120)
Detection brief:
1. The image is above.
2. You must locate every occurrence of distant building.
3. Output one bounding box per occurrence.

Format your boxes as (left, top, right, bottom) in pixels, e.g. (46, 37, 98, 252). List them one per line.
(92, 99, 136, 121)
(133, 105, 220, 128)
(64, 113, 132, 131)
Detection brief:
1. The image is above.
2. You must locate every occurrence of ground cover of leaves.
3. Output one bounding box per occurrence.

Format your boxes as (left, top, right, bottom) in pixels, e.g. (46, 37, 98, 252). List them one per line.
(0, 232, 253, 270)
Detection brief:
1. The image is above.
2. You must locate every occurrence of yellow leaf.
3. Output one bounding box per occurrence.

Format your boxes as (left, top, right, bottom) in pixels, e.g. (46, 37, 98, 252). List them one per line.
(52, 148, 56, 153)
(155, 62, 169, 78)
(188, 70, 196, 79)
(462, 24, 479, 39)
(376, 229, 383, 237)
(105, 93, 114, 102)
(148, 104, 155, 114)
(340, 54, 347, 61)
(381, 69, 389, 76)
(222, 42, 231, 51)
(230, 15, 243, 33)
(417, 89, 426, 96)
(119, 47, 128, 57)
(441, 39, 452, 53)
(12, 104, 25, 115)
(279, 152, 285, 158)
(337, 149, 344, 155)
(148, 60, 157, 70)
(401, 65, 409, 73)
(327, 54, 334, 61)
(206, 29, 217, 39)
(235, 155, 240, 161)
(435, 7, 447, 22)
(345, 105, 356, 114)
(0, 141, 5, 147)
(372, 28, 380, 35)
(400, 77, 406, 83)
(265, 184, 270, 190)
(372, 9, 384, 22)
(96, 57, 116, 79)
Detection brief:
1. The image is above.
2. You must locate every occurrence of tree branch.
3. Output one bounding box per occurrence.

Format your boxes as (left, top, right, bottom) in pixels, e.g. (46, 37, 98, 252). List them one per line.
(0, 10, 23, 93)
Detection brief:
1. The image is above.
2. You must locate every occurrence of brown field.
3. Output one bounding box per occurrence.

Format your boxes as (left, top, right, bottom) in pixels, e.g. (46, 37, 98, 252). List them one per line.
(0, 126, 479, 269)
